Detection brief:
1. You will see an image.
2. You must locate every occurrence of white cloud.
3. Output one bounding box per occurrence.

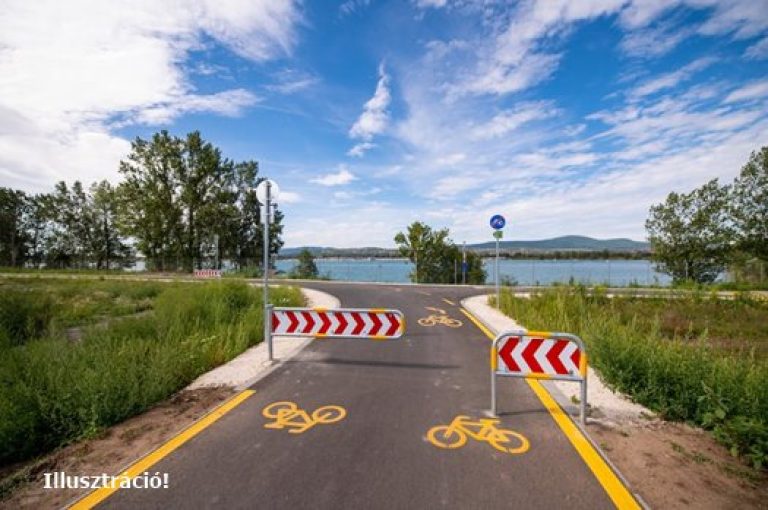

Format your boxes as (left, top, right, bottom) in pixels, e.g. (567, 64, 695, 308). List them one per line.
(446, 0, 627, 99)
(745, 36, 768, 59)
(620, 22, 693, 58)
(724, 80, 768, 103)
(629, 57, 716, 99)
(470, 102, 556, 140)
(0, 0, 301, 192)
(266, 69, 320, 94)
(340, 0, 371, 16)
(311, 167, 357, 186)
(348, 63, 391, 155)
(414, 0, 448, 8)
(435, 153, 466, 166)
(347, 142, 376, 157)
(131, 89, 259, 125)
(277, 190, 301, 204)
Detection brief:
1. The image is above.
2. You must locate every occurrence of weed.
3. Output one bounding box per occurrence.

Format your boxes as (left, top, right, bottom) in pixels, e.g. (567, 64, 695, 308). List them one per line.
(0, 281, 302, 465)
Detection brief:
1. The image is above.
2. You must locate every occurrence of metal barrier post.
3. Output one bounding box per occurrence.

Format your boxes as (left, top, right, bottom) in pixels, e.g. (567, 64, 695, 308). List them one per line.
(491, 368, 497, 416)
(580, 371, 587, 424)
(266, 304, 274, 362)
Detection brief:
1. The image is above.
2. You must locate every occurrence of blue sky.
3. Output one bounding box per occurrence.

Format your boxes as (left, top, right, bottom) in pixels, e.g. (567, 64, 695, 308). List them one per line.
(1, 1, 767, 247)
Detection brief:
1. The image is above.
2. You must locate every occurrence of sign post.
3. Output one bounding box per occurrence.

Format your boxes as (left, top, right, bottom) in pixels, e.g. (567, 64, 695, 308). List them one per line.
(489, 214, 506, 308)
(256, 179, 280, 362)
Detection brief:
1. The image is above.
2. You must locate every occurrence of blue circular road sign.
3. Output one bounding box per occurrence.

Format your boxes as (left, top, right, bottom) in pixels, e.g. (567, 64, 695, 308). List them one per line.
(490, 214, 506, 230)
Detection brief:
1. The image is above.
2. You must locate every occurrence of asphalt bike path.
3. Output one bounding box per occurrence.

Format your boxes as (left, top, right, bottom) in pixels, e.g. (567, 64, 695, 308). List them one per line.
(96, 283, 619, 509)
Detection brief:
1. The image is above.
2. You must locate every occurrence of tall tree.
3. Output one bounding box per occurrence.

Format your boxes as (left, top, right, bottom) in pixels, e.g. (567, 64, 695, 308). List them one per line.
(646, 179, 732, 283)
(394, 221, 432, 283)
(118, 131, 186, 271)
(118, 131, 283, 271)
(0, 188, 30, 267)
(89, 181, 133, 269)
(395, 221, 486, 284)
(731, 147, 768, 261)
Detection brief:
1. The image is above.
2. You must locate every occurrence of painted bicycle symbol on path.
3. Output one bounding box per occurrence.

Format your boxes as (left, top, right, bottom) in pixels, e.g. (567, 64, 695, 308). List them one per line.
(427, 415, 530, 455)
(417, 307, 463, 328)
(262, 401, 346, 434)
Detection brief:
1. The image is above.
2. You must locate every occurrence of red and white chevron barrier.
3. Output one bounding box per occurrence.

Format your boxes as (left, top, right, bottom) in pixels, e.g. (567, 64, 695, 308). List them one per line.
(495, 334, 584, 377)
(194, 269, 222, 278)
(271, 307, 405, 340)
(491, 330, 588, 423)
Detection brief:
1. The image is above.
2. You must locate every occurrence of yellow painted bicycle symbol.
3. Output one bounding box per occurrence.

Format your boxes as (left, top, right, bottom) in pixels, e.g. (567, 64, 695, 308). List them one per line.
(427, 415, 530, 455)
(262, 401, 346, 434)
(417, 307, 463, 328)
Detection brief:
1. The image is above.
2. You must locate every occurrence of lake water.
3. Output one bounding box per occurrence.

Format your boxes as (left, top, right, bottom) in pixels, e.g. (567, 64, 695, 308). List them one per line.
(276, 258, 672, 286)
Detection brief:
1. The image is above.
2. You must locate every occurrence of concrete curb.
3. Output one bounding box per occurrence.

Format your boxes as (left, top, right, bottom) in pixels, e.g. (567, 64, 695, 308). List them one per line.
(185, 287, 340, 391)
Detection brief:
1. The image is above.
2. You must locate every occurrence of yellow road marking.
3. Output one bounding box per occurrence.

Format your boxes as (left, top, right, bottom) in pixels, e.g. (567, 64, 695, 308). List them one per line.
(426, 415, 529, 455)
(460, 308, 495, 339)
(70, 389, 255, 510)
(460, 308, 641, 510)
(262, 401, 346, 434)
(526, 381, 639, 509)
(442, 298, 456, 306)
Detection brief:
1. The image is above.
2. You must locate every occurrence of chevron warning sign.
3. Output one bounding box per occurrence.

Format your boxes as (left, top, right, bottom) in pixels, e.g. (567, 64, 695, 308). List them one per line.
(491, 330, 588, 422)
(271, 307, 405, 340)
(493, 332, 586, 378)
(194, 269, 222, 278)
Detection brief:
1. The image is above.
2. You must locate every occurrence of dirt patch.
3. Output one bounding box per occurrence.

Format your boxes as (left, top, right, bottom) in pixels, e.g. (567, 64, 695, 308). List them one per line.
(0, 386, 234, 510)
(589, 420, 767, 509)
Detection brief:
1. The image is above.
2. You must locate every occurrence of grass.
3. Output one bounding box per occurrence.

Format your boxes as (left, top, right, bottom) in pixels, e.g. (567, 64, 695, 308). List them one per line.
(0, 280, 303, 466)
(0, 278, 169, 345)
(497, 287, 768, 470)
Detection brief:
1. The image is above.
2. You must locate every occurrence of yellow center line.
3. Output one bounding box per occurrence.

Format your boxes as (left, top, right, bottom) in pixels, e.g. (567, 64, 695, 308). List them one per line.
(441, 298, 456, 306)
(460, 307, 641, 510)
(69, 389, 256, 509)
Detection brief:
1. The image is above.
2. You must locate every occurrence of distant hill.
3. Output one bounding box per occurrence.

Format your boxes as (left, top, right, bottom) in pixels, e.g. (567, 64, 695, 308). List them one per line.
(467, 235, 650, 252)
(278, 246, 398, 257)
(279, 236, 649, 257)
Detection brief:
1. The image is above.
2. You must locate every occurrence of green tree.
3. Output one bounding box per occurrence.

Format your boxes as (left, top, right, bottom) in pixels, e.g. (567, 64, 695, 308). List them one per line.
(117, 130, 283, 272)
(0, 188, 30, 267)
(393, 221, 432, 283)
(646, 179, 732, 283)
(89, 181, 133, 269)
(731, 147, 768, 262)
(293, 248, 319, 279)
(395, 222, 486, 284)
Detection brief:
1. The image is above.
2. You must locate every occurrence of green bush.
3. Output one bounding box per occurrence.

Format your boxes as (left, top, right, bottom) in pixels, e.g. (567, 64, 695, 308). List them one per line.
(498, 288, 768, 469)
(0, 281, 302, 465)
